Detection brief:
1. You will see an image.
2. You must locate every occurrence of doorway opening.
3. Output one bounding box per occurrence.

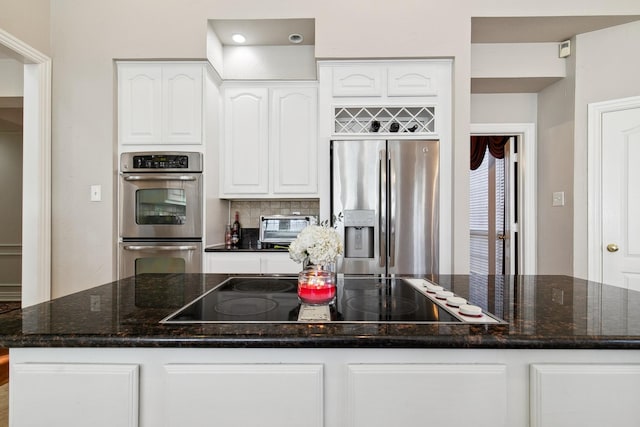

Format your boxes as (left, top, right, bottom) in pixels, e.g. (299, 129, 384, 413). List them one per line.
(0, 28, 51, 307)
(470, 135, 517, 276)
(470, 123, 537, 276)
(0, 125, 22, 301)
(0, 57, 24, 301)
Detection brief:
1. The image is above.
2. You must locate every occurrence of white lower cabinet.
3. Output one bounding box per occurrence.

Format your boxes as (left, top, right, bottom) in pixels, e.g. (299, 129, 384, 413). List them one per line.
(347, 364, 507, 427)
(530, 364, 640, 427)
(11, 362, 139, 427)
(163, 364, 323, 427)
(10, 346, 640, 427)
(205, 252, 300, 274)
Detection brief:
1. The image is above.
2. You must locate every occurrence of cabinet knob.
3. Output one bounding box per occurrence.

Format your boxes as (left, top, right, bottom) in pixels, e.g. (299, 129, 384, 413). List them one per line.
(606, 243, 619, 253)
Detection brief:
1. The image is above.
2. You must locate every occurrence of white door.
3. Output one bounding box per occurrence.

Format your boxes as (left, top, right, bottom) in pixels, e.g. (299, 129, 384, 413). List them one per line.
(602, 106, 640, 290)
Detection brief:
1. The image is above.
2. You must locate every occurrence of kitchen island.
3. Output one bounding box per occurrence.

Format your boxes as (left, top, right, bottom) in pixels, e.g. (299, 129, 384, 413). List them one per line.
(1, 274, 640, 427)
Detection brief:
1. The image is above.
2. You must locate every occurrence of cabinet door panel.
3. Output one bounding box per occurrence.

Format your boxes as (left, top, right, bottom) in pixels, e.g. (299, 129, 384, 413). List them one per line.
(204, 253, 261, 274)
(271, 87, 318, 194)
(260, 252, 301, 274)
(11, 363, 139, 427)
(332, 66, 383, 97)
(119, 64, 162, 144)
(164, 364, 323, 427)
(387, 64, 438, 97)
(531, 364, 640, 427)
(347, 364, 507, 427)
(222, 87, 269, 194)
(162, 64, 203, 144)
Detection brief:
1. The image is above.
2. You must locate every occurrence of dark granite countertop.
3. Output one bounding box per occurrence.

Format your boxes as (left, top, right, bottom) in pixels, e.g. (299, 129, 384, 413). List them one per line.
(1, 274, 639, 349)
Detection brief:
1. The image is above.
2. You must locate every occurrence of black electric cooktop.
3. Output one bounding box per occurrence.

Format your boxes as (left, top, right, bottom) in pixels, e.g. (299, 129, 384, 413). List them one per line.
(161, 276, 460, 323)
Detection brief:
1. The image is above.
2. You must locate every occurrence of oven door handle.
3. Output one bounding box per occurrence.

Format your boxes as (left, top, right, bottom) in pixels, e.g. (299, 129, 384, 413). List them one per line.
(124, 175, 197, 181)
(123, 245, 199, 251)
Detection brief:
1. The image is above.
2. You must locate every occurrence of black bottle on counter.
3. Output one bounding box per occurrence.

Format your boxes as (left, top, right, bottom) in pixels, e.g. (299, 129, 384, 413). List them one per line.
(231, 211, 241, 247)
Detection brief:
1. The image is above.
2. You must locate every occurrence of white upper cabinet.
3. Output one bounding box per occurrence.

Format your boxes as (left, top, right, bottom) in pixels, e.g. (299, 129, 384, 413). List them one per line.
(271, 86, 318, 194)
(331, 62, 445, 98)
(222, 87, 270, 195)
(323, 60, 452, 137)
(118, 62, 204, 145)
(220, 82, 318, 198)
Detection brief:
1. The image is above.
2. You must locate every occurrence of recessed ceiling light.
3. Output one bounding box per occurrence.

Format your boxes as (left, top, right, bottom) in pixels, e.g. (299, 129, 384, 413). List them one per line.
(288, 33, 304, 44)
(232, 33, 246, 44)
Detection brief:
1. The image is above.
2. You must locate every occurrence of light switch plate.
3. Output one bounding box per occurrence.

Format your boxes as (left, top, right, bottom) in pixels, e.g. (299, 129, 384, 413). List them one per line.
(552, 191, 565, 207)
(90, 184, 102, 202)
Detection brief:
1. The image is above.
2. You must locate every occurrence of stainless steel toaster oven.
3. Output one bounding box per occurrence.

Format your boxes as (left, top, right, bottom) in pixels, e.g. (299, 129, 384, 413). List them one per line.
(259, 215, 316, 244)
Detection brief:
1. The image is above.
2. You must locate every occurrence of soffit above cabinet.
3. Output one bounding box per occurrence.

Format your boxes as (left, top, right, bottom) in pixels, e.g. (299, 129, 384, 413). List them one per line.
(471, 15, 640, 43)
(470, 15, 640, 93)
(209, 18, 315, 46)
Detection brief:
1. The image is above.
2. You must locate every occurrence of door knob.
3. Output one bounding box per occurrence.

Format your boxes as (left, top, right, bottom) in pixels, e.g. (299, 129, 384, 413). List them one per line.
(497, 234, 507, 241)
(606, 243, 619, 253)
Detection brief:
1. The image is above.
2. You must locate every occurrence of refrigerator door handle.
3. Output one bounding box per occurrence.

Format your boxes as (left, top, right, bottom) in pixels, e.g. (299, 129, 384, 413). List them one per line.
(388, 151, 396, 268)
(379, 149, 386, 268)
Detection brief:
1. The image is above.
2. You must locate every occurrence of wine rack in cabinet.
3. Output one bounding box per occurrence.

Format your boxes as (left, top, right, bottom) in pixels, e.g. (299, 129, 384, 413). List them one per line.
(334, 106, 436, 135)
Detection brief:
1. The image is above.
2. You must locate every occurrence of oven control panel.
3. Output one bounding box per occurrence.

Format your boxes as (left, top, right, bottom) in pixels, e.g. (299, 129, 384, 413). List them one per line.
(120, 152, 202, 172)
(133, 154, 188, 169)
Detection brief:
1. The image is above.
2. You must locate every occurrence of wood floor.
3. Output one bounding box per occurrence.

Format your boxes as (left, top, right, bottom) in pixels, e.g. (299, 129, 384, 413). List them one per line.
(0, 302, 21, 427)
(0, 383, 6, 427)
(0, 349, 8, 427)
(0, 349, 8, 386)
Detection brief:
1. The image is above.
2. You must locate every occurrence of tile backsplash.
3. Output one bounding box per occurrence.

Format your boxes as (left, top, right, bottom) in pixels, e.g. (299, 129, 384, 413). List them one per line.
(229, 199, 319, 228)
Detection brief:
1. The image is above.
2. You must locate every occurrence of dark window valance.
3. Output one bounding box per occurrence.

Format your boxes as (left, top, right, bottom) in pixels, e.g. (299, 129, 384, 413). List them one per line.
(470, 135, 511, 170)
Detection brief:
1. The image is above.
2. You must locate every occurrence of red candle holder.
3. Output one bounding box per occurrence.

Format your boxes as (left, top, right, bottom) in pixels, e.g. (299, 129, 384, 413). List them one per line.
(298, 265, 336, 305)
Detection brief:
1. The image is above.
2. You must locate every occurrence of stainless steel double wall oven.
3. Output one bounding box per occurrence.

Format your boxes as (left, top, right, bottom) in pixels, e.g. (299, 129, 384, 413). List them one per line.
(119, 152, 203, 279)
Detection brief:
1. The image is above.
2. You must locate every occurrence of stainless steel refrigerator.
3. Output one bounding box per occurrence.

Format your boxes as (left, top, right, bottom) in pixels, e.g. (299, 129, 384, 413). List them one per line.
(331, 139, 439, 275)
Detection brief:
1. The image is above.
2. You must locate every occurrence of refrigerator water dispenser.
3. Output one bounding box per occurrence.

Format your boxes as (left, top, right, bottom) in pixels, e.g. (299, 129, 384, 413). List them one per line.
(344, 209, 375, 258)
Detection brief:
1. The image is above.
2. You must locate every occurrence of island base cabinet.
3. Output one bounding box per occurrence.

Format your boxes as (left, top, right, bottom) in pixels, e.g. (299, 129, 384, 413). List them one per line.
(163, 364, 323, 427)
(9, 348, 640, 427)
(10, 362, 139, 427)
(530, 364, 640, 427)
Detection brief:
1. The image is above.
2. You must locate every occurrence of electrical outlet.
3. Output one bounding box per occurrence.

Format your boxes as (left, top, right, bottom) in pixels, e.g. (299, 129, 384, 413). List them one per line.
(552, 288, 564, 305)
(90, 184, 101, 202)
(90, 295, 101, 312)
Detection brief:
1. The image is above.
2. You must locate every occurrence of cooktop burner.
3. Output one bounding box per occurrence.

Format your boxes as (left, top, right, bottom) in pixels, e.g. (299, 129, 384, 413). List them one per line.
(162, 276, 460, 323)
(345, 295, 419, 316)
(214, 297, 279, 316)
(231, 279, 296, 293)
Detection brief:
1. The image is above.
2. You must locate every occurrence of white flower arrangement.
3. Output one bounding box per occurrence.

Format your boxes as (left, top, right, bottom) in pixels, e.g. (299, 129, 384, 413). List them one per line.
(288, 222, 344, 266)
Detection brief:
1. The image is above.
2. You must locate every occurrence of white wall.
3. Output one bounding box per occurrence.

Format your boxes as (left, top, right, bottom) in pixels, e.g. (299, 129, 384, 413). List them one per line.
(0, 58, 24, 96)
(29, 0, 640, 296)
(471, 43, 565, 79)
(471, 94, 538, 123)
(204, 66, 228, 247)
(573, 20, 640, 279)
(0, 0, 50, 56)
(223, 45, 316, 80)
(536, 37, 576, 275)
